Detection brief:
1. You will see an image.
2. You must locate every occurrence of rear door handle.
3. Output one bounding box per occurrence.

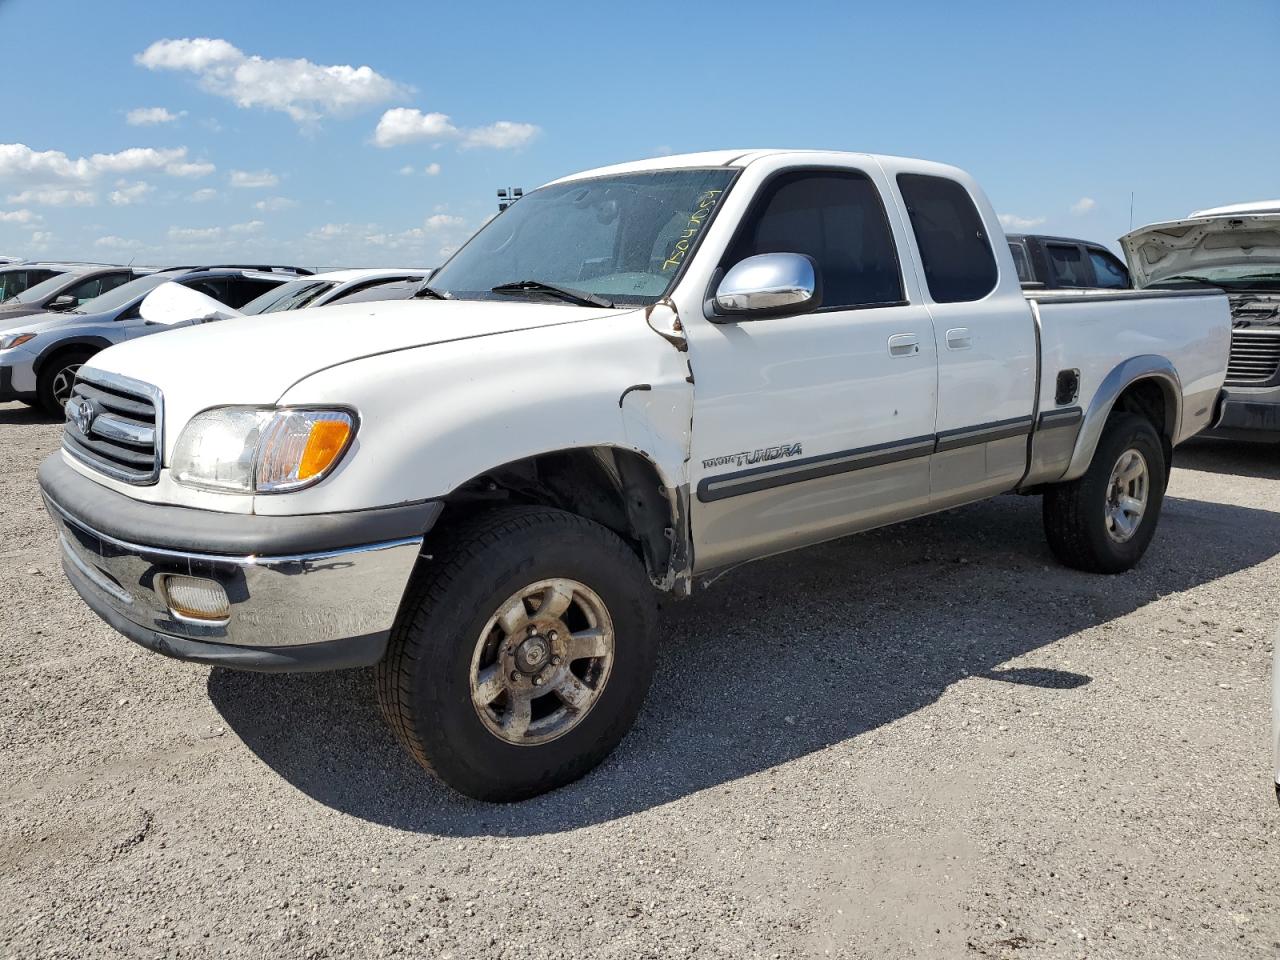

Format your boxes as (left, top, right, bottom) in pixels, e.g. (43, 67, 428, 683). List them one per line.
(888, 334, 920, 357)
(946, 327, 972, 350)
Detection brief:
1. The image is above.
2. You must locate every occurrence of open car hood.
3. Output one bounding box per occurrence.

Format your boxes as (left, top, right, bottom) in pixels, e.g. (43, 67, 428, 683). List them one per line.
(1121, 211, 1280, 287)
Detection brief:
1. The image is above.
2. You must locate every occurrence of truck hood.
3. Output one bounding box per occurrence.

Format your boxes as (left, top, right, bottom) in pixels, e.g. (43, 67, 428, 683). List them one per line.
(87, 297, 629, 426)
(1122, 212, 1280, 286)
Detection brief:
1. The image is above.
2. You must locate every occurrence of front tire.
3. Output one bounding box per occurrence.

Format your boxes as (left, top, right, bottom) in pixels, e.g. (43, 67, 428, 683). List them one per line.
(376, 506, 658, 802)
(1042, 412, 1167, 574)
(36, 348, 95, 416)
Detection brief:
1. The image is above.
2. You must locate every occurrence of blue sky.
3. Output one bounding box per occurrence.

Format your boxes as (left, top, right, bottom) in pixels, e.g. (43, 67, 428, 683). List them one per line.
(1, 0, 1276, 267)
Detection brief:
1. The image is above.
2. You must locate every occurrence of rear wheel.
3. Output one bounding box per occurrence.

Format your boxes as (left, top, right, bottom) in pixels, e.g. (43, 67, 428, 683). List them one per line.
(36, 348, 95, 416)
(1042, 412, 1167, 573)
(376, 506, 658, 802)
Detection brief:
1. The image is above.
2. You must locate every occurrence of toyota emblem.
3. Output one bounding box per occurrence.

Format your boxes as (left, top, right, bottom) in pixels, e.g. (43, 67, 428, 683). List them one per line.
(68, 397, 96, 436)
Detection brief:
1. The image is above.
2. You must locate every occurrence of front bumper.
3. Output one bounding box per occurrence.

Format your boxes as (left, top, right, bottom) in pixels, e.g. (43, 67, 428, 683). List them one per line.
(39, 453, 439, 672)
(0, 363, 36, 402)
(1204, 383, 1280, 442)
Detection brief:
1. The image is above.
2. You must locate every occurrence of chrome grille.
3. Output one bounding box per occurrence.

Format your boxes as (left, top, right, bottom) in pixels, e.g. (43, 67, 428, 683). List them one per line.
(62, 369, 163, 484)
(1225, 330, 1280, 386)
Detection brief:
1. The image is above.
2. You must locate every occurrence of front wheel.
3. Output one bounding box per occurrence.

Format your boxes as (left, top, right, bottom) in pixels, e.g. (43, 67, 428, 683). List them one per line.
(376, 506, 658, 802)
(36, 348, 95, 416)
(1042, 412, 1167, 574)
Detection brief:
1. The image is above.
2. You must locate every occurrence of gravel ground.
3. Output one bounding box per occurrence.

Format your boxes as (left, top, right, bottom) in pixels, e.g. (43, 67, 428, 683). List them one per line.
(1, 399, 1277, 960)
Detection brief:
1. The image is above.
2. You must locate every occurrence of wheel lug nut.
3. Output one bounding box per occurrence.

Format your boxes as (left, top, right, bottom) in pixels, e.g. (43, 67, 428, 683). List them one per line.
(510, 671, 520, 682)
(527, 625, 537, 636)
(533, 675, 544, 686)
(548, 630, 558, 642)
(551, 655, 562, 666)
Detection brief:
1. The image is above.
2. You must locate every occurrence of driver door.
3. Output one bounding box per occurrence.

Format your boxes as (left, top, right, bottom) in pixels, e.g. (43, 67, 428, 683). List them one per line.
(686, 165, 939, 571)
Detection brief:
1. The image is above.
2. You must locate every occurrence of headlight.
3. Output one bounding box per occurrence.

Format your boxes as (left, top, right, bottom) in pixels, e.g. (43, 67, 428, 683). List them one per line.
(0, 333, 35, 350)
(171, 407, 356, 493)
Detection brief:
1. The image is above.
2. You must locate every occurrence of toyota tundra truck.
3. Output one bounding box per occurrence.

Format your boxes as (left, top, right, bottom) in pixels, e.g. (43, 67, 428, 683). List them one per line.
(37, 150, 1231, 801)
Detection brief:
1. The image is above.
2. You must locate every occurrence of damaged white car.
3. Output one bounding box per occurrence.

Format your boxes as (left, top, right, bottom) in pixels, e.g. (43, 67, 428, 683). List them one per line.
(1123, 201, 1280, 441)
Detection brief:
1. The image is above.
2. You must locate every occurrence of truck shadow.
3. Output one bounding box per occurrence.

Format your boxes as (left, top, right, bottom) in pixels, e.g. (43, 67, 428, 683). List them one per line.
(0, 402, 57, 425)
(207, 492, 1280, 836)
(1174, 438, 1279, 480)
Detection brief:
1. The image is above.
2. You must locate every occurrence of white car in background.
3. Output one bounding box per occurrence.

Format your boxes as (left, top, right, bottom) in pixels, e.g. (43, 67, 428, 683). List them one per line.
(137, 267, 430, 331)
(236, 268, 430, 316)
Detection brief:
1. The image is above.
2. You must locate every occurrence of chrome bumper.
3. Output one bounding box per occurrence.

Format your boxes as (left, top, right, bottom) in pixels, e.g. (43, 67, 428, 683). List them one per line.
(45, 494, 423, 669)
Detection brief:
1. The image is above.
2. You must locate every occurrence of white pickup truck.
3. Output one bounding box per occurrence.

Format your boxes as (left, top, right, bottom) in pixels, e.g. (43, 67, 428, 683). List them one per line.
(38, 150, 1231, 801)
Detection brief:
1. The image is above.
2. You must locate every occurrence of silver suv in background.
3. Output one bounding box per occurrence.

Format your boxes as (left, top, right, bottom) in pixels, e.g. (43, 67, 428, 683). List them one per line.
(0, 264, 309, 413)
(0, 265, 154, 319)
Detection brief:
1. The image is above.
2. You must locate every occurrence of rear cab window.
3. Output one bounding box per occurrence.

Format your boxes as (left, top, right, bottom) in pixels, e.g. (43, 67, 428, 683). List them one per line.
(896, 174, 997, 302)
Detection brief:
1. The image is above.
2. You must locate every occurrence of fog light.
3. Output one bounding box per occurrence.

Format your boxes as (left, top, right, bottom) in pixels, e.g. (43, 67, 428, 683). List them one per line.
(163, 575, 230, 622)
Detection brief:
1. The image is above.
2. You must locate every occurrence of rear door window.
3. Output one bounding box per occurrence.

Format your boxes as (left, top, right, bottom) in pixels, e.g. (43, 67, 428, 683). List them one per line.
(1046, 243, 1089, 287)
(1087, 248, 1130, 289)
(222, 277, 284, 308)
(723, 169, 904, 309)
(896, 174, 997, 302)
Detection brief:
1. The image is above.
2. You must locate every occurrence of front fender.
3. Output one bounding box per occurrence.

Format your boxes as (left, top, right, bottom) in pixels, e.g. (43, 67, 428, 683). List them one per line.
(1061, 354, 1181, 482)
(257, 310, 694, 516)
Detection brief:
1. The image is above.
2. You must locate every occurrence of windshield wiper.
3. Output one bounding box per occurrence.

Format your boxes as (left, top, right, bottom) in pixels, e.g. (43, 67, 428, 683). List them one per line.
(491, 280, 613, 308)
(1155, 275, 1225, 286)
(413, 284, 449, 300)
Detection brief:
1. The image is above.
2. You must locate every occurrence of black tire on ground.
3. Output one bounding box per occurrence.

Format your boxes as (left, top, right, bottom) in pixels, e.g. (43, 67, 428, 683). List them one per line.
(376, 505, 659, 802)
(1042, 411, 1167, 574)
(36, 348, 95, 416)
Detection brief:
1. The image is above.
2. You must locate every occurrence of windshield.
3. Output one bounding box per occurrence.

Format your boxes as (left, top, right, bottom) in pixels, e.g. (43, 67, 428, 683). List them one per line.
(73, 273, 172, 314)
(7, 272, 80, 304)
(428, 168, 736, 306)
(241, 279, 335, 315)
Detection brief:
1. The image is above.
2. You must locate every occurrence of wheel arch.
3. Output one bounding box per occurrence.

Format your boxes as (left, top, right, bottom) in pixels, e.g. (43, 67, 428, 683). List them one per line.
(32, 337, 112, 378)
(437, 444, 692, 595)
(1062, 355, 1181, 482)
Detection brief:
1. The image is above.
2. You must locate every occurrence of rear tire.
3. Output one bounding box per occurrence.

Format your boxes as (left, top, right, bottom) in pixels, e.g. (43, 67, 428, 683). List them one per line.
(376, 506, 658, 802)
(36, 348, 95, 416)
(1042, 412, 1167, 574)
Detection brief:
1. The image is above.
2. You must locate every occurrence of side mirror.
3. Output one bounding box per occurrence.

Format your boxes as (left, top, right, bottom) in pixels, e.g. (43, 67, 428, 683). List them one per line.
(713, 253, 821, 320)
(139, 281, 243, 326)
(48, 294, 77, 311)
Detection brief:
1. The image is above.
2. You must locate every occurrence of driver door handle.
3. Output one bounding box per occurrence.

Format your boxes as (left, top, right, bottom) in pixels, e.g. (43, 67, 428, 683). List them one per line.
(888, 333, 920, 357)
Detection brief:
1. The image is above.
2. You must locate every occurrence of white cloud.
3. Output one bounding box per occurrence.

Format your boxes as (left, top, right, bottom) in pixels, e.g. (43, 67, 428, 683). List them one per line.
(0, 209, 40, 224)
(424, 162, 441, 176)
(166, 160, 215, 178)
(126, 106, 185, 126)
(398, 165, 416, 176)
(998, 213, 1046, 230)
(461, 121, 539, 150)
(0, 143, 210, 186)
(136, 37, 409, 124)
(1071, 197, 1096, 216)
(424, 213, 464, 230)
(374, 108, 457, 147)
(254, 196, 296, 212)
(168, 219, 264, 243)
(188, 187, 217, 202)
(6, 187, 96, 207)
(230, 169, 278, 189)
(108, 180, 155, 206)
(95, 235, 142, 249)
(373, 108, 539, 150)
(28, 230, 53, 249)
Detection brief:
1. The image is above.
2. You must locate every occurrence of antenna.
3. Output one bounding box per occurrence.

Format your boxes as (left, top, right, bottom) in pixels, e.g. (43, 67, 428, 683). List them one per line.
(1129, 192, 1135, 232)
